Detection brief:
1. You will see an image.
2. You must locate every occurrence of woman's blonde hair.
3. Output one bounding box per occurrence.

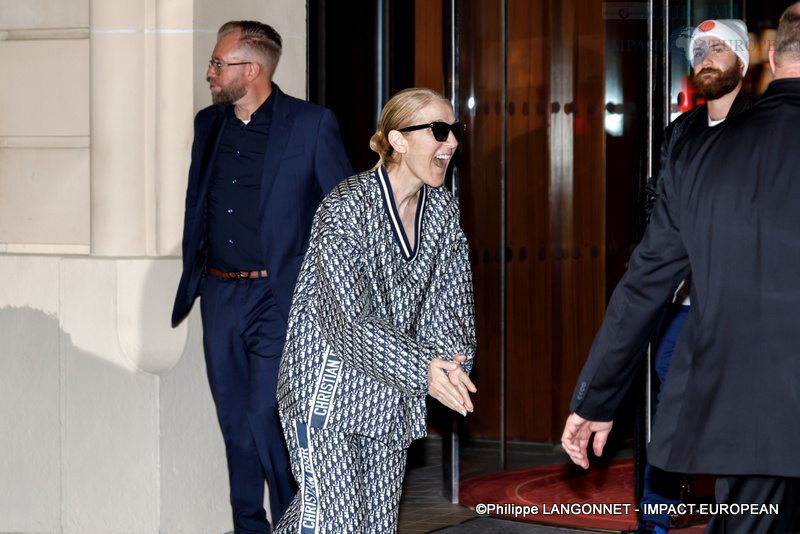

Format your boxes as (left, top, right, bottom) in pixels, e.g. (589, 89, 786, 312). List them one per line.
(370, 88, 452, 171)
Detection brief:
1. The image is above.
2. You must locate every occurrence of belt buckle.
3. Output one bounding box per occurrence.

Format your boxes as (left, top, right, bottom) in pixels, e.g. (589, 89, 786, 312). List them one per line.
(228, 271, 242, 279)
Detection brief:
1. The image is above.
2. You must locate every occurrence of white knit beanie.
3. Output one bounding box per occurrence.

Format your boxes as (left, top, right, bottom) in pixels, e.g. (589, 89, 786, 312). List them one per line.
(690, 19, 750, 77)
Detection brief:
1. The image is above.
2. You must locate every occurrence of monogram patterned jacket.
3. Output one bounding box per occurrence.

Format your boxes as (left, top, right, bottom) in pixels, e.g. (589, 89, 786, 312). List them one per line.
(277, 167, 476, 450)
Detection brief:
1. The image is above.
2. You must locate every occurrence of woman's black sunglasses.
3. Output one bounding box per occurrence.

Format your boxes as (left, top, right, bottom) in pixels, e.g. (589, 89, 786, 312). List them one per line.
(398, 121, 466, 142)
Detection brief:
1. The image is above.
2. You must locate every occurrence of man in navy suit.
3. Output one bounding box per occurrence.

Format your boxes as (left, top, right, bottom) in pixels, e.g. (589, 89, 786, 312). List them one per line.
(172, 20, 352, 533)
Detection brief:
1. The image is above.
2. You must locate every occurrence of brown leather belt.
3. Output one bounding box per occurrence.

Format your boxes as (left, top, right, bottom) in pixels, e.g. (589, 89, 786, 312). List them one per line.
(207, 267, 268, 279)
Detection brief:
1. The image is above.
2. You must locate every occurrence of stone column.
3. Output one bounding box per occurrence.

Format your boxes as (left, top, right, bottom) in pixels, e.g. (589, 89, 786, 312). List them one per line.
(155, 0, 195, 256)
(89, 0, 148, 255)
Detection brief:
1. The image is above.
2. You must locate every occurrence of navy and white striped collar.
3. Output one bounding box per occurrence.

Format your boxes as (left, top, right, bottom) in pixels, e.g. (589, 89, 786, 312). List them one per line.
(376, 166, 426, 262)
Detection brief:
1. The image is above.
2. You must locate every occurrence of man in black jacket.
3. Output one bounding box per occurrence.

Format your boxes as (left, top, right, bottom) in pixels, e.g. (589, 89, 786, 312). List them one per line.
(636, 19, 754, 534)
(562, 4, 800, 533)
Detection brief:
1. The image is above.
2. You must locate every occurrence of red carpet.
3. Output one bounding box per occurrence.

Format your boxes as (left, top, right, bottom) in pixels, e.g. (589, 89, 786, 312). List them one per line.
(460, 459, 707, 532)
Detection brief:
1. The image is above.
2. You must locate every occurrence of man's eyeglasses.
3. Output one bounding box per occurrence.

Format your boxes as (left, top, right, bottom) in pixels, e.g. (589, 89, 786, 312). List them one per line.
(208, 60, 252, 75)
(398, 121, 466, 142)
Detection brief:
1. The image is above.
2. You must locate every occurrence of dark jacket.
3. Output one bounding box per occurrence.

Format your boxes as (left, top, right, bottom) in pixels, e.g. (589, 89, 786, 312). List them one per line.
(172, 85, 353, 326)
(570, 80, 800, 476)
(645, 90, 755, 221)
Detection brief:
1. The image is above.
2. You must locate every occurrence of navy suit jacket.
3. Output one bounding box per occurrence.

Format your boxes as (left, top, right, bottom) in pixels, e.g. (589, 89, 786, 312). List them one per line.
(172, 84, 353, 326)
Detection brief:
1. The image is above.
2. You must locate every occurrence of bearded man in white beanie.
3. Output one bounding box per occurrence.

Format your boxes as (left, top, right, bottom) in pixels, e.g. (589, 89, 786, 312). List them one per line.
(630, 19, 755, 534)
(689, 19, 752, 121)
(562, 3, 800, 531)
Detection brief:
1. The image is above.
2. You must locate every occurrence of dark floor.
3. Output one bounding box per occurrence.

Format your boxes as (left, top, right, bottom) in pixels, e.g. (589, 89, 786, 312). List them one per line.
(397, 436, 633, 534)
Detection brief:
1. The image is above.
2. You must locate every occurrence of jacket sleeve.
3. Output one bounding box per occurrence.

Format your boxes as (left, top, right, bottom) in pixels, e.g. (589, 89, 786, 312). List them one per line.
(313, 109, 354, 196)
(181, 112, 206, 257)
(416, 210, 476, 375)
(311, 200, 443, 397)
(570, 147, 690, 421)
(645, 117, 681, 222)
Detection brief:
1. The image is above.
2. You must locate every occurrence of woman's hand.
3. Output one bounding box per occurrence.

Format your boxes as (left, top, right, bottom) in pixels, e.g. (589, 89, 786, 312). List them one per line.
(427, 354, 477, 416)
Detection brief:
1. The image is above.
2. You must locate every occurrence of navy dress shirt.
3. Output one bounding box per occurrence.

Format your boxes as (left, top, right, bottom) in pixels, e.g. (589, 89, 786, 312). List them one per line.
(207, 90, 276, 272)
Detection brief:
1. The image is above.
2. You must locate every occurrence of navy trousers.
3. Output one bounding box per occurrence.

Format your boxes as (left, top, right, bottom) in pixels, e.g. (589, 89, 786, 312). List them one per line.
(641, 304, 690, 528)
(201, 275, 296, 533)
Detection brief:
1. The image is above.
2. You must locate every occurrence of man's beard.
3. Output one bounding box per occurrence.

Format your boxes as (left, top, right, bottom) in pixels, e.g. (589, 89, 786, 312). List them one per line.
(211, 79, 246, 106)
(692, 62, 742, 101)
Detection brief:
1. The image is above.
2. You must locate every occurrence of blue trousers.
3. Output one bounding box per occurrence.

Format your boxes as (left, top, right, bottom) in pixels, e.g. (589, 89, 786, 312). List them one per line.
(641, 304, 690, 528)
(201, 276, 295, 533)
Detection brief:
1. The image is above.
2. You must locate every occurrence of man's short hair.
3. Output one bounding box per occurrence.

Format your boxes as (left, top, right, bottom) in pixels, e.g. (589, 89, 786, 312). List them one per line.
(218, 20, 283, 76)
(774, 2, 800, 67)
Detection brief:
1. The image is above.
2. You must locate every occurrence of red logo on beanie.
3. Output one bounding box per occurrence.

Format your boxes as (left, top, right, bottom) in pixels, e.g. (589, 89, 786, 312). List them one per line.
(699, 21, 716, 32)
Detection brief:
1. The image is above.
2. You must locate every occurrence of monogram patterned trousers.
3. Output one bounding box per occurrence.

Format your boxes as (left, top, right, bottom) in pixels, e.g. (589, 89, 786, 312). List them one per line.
(274, 420, 408, 534)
